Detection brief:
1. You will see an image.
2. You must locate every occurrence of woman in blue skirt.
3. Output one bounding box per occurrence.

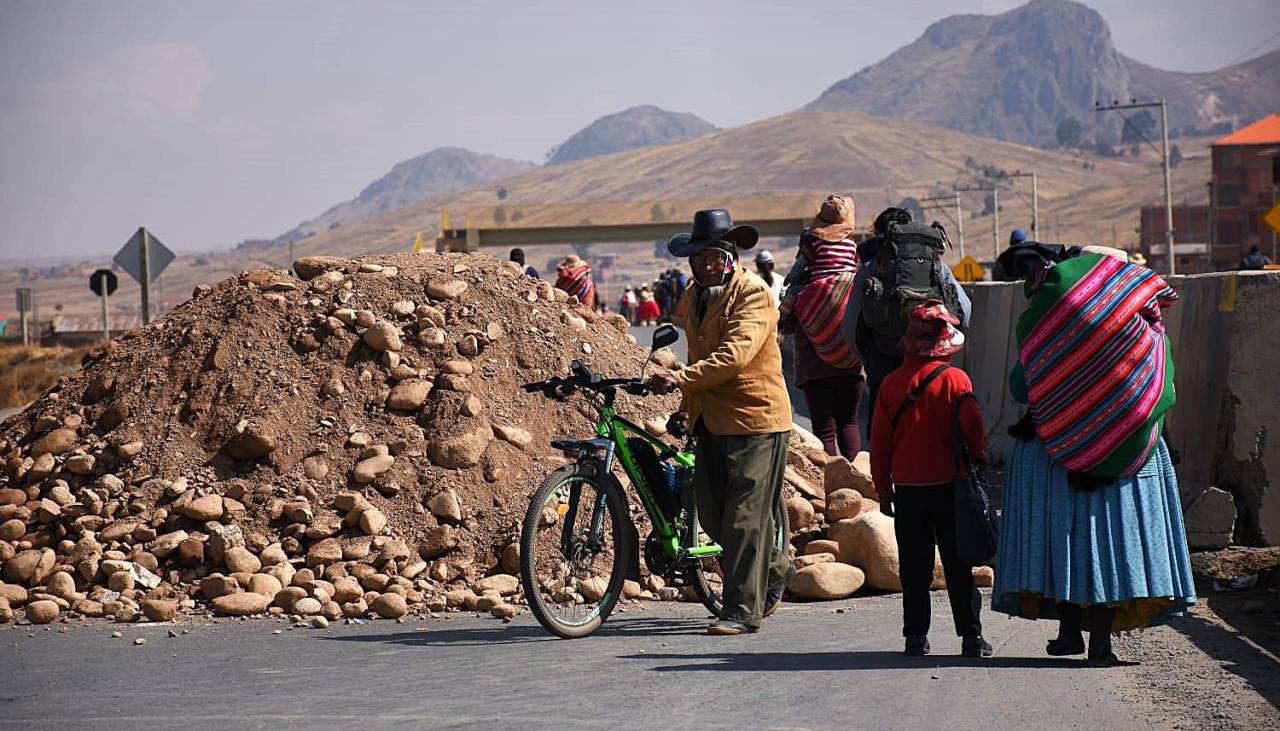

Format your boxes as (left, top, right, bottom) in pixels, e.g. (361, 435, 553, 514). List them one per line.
(992, 247, 1197, 666)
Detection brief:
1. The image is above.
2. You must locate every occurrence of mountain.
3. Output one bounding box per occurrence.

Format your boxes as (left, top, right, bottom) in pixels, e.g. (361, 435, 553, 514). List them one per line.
(270, 147, 535, 246)
(288, 109, 1210, 259)
(546, 105, 718, 165)
(808, 0, 1276, 147)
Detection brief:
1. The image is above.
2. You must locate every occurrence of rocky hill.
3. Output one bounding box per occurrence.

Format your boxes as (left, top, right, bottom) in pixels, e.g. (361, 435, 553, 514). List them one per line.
(270, 148, 535, 247)
(808, 0, 1277, 147)
(546, 105, 718, 165)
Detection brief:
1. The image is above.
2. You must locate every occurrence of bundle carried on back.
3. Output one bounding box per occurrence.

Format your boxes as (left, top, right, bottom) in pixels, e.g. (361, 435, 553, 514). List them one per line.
(780, 194, 861, 369)
(1011, 253, 1178, 478)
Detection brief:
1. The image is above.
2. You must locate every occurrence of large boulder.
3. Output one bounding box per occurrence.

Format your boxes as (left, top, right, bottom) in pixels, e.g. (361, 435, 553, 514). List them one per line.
(824, 453, 875, 499)
(293, 256, 348, 281)
(784, 494, 815, 531)
(824, 489, 863, 521)
(829, 512, 901, 591)
(787, 562, 865, 600)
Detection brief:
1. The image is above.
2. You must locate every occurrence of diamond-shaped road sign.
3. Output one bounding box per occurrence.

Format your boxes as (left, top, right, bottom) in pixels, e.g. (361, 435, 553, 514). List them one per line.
(113, 227, 174, 285)
(1264, 202, 1280, 238)
(954, 255, 987, 283)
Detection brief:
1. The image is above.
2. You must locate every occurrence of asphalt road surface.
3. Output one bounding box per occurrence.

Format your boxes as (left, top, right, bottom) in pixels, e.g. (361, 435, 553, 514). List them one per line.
(4, 593, 1180, 731)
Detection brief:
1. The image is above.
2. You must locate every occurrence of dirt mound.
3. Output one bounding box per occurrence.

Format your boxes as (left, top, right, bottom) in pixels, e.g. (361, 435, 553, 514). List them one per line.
(0, 251, 828, 625)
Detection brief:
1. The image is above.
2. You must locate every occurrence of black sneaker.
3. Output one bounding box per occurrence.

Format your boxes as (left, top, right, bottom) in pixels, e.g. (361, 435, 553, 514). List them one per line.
(904, 635, 931, 656)
(763, 566, 796, 618)
(962, 635, 994, 658)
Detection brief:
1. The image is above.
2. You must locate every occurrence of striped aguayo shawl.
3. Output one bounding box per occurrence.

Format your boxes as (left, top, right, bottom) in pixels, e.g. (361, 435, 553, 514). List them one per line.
(1014, 254, 1178, 477)
(555, 264, 596, 310)
(781, 232, 859, 369)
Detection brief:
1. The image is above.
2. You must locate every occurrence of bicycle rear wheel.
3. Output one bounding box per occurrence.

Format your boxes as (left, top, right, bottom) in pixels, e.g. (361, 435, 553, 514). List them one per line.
(688, 493, 791, 617)
(520, 464, 630, 639)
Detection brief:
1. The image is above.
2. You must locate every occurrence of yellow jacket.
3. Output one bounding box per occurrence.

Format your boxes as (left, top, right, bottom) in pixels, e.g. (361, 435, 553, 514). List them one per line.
(675, 268, 792, 435)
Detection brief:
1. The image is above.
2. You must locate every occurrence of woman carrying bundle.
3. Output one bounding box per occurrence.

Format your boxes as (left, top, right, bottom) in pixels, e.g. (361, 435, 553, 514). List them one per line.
(992, 246, 1196, 667)
(779, 194, 864, 460)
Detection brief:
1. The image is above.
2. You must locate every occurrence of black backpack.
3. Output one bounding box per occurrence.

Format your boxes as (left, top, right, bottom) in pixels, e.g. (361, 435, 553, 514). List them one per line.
(861, 220, 963, 355)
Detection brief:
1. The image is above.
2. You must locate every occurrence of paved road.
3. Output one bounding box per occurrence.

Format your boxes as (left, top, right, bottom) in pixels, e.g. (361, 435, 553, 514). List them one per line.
(3, 593, 1158, 731)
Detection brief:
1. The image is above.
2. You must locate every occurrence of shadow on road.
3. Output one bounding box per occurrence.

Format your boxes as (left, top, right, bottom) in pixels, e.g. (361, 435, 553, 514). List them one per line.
(317, 614, 711, 648)
(617, 650, 1077, 672)
(1167, 609, 1280, 712)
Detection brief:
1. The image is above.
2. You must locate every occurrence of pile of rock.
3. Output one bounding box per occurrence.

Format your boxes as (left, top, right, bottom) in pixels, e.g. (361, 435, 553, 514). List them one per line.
(0, 252, 831, 626)
(781, 443, 994, 601)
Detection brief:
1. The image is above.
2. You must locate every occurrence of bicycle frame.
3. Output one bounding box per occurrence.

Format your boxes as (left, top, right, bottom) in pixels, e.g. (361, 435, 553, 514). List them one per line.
(591, 405, 721, 563)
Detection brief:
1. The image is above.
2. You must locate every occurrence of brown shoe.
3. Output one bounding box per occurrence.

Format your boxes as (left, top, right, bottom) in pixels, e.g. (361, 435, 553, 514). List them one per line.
(707, 619, 756, 635)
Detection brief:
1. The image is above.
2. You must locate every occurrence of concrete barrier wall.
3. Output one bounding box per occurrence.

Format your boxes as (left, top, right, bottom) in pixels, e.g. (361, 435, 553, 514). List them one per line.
(955, 271, 1280, 548)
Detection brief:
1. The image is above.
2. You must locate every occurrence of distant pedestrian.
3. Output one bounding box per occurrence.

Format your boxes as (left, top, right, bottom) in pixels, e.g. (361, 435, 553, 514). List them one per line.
(1240, 245, 1273, 270)
(554, 255, 596, 310)
(871, 300, 991, 658)
(755, 250, 782, 307)
(509, 248, 539, 279)
(993, 247, 1196, 667)
(636, 285, 661, 325)
(620, 286, 638, 324)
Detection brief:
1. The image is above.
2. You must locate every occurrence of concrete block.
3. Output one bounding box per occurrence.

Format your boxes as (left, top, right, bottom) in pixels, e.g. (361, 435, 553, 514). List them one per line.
(1183, 487, 1236, 550)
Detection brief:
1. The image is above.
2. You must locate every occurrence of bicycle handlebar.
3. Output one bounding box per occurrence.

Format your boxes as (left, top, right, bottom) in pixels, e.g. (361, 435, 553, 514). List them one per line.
(521, 360, 650, 402)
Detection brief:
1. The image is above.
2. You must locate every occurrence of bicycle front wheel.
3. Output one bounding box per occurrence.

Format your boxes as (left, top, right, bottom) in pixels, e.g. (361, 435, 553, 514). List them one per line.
(688, 492, 791, 617)
(520, 464, 630, 639)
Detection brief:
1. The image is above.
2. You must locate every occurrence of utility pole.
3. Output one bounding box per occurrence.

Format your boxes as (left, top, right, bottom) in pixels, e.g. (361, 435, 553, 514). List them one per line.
(140, 228, 152, 325)
(990, 170, 1039, 236)
(1207, 182, 1215, 271)
(1096, 99, 1175, 275)
(918, 192, 967, 259)
(954, 184, 1001, 261)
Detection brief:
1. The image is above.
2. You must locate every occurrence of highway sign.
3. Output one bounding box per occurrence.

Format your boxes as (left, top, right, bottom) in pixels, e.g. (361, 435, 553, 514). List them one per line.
(113, 227, 174, 285)
(90, 269, 118, 297)
(1264, 202, 1280, 238)
(15, 288, 31, 312)
(954, 255, 986, 283)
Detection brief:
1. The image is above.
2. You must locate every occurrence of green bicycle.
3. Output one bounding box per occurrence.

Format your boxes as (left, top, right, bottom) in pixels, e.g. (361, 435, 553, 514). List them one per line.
(518, 325, 789, 639)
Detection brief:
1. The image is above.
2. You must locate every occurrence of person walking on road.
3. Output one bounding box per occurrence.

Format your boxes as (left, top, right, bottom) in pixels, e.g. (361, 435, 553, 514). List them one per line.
(871, 300, 992, 658)
(646, 208, 793, 636)
(636, 285, 661, 325)
(843, 207, 970, 432)
(993, 247, 1196, 667)
(755, 250, 783, 307)
(778, 194, 865, 460)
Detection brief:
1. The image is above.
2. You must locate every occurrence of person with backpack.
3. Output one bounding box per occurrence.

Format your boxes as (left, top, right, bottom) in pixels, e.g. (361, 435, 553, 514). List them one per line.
(871, 300, 992, 658)
(842, 207, 971, 429)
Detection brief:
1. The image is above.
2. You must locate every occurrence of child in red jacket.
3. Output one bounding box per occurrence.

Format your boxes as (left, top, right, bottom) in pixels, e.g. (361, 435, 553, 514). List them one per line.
(870, 300, 991, 658)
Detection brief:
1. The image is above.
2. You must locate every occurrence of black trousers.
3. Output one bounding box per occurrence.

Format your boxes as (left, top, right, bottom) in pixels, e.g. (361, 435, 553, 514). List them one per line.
(862, 348, 902, 435)
(894, 484, 982, 638)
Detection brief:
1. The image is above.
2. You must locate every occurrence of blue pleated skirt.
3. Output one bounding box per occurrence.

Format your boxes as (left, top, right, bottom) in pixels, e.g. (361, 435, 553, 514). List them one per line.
(991, 438, 1197, 631)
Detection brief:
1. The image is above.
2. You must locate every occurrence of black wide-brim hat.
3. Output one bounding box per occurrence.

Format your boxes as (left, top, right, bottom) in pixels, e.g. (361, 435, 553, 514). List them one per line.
(668, 208, 759, 257)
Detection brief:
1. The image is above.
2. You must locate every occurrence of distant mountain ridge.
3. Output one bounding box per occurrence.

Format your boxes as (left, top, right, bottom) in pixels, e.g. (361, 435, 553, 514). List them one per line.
(808, 0, 1278, 147)
(546, 105, 718, 165)
(270, 147, 534, 247)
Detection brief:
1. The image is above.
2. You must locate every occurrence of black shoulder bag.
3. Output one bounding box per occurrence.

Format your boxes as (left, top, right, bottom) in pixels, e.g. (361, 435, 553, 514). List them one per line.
(951, 392, 999, 565)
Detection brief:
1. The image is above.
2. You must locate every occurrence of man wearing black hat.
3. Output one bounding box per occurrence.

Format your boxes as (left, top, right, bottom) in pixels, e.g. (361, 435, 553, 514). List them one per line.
(646, 209, 794, 635)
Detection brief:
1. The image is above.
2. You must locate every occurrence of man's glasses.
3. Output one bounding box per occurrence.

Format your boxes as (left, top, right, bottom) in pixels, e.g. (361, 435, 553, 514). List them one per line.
(690, 249, 728, 271)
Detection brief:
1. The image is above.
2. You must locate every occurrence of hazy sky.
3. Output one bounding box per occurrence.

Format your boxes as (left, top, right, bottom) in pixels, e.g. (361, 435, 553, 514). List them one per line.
(1, 0, 1275, 261)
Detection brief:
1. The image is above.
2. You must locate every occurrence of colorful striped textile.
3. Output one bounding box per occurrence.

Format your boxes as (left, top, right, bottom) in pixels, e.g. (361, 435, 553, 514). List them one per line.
(1013, 254, 1177, 477)
(781, 232, 859, 368)
(555, 263, 596, 310)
